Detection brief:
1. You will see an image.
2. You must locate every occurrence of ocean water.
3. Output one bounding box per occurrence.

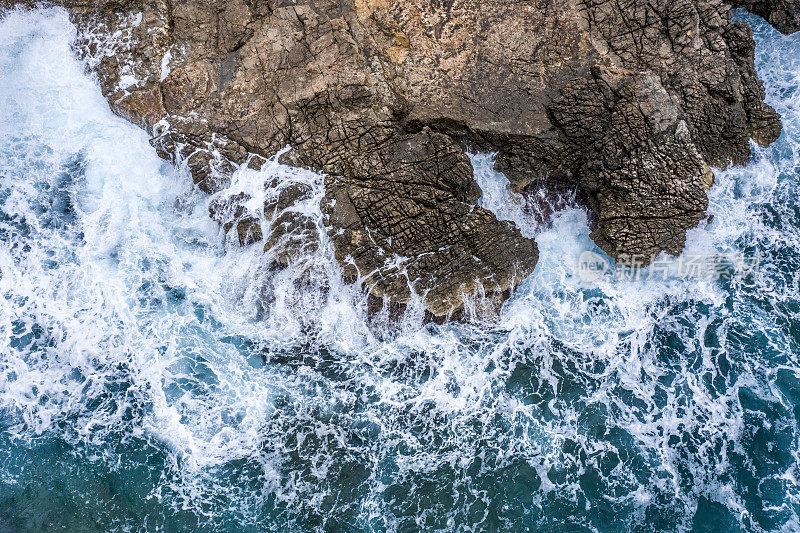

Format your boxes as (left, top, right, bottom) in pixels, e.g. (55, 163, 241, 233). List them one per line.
(0, 6, 798, 532)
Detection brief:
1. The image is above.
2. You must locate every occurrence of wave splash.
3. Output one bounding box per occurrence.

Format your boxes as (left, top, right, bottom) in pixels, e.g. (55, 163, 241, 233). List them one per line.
(0, 7, 798, 532)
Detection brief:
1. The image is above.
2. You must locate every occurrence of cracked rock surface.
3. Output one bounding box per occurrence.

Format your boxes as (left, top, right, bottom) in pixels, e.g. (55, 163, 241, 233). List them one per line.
(4, 0, 795, 317)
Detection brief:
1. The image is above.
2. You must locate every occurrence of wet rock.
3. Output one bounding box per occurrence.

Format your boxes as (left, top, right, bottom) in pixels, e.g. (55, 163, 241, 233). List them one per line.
(209, 192, 263, 245)
(264, 211, 319, 267)
(22, 0, 798, 317)
(236, 217, 263, 246)
(261, 181, 319, 266)
(263, 182, 314, 221)
(209, 192, 247, 231)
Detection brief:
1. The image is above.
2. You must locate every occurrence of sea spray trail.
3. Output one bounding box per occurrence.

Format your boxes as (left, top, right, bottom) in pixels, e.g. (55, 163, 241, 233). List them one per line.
(0, 6, 798, 532)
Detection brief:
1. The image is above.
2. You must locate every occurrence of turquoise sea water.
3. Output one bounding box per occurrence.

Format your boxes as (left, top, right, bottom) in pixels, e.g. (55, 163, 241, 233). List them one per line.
(0, 7, 798, 532)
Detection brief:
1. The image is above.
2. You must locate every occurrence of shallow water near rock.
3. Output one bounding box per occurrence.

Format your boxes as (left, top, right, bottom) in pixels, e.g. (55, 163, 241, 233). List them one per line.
(0, 7, 798, 532)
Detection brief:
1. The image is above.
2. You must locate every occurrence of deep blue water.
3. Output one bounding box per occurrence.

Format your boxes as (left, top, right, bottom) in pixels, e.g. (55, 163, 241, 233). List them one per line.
(0, 7, 798, 533)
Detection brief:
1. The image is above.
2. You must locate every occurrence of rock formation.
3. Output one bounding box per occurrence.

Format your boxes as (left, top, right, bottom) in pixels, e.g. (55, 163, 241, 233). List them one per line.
(2, 0, 796, 318)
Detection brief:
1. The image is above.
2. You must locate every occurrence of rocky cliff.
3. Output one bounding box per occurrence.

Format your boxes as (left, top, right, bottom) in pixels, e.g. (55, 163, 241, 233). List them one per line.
(3, 0, 796, 318)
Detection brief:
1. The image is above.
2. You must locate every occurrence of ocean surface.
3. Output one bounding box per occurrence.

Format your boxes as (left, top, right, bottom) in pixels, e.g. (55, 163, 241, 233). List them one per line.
(0, 7, 798, 532)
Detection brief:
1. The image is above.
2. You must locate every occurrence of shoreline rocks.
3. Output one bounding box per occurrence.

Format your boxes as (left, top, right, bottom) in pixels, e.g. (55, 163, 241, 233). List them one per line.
(2, 0, 796, 318)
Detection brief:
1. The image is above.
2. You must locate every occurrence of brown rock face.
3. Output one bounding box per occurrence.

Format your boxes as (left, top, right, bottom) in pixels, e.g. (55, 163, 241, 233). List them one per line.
(7, 0, 795, 317)
(323, 131, 537, 317)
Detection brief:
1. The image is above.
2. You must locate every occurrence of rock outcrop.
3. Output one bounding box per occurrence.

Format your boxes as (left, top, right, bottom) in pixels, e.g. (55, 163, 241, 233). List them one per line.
(3, 0, 795, 318)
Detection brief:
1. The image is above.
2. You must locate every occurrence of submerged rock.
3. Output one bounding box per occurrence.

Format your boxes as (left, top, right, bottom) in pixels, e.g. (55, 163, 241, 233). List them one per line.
(7, 0, 796, 317)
